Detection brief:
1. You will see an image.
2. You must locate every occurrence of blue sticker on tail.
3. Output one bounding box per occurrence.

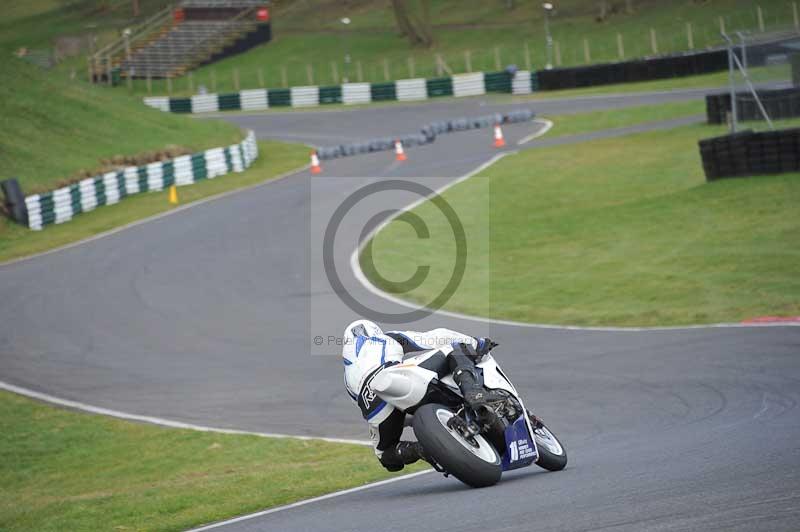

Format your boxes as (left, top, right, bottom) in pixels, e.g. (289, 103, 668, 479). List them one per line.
(501, 415, 538, 471)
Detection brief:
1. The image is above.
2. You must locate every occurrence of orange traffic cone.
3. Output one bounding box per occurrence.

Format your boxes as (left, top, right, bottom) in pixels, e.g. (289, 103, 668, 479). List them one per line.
(394, 139, 407, 161)
(310, 150, 322, 174)
(168, 185, 179, 205)
(493, 124, 506, 148)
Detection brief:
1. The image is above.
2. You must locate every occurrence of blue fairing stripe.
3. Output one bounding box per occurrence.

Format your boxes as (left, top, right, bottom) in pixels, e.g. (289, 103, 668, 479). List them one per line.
(343, 358, 353, 366)
(366, 400, 387, 420)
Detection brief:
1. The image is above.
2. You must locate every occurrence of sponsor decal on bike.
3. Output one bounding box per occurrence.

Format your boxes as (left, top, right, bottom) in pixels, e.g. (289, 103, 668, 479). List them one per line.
(501, 415, 538, 471)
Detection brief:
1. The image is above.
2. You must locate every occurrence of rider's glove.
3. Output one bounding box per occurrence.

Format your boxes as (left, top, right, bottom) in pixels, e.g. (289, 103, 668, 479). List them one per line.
(474, 337, 498, 357)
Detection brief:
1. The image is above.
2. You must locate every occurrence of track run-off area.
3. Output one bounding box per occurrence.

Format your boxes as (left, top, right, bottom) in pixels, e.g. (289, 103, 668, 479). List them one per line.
(2, 87, 799, 531)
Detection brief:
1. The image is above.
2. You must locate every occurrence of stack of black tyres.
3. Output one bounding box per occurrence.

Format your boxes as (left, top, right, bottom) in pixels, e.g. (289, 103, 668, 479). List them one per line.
(698, 128, 800, 180)
(706, 89, 800, 124)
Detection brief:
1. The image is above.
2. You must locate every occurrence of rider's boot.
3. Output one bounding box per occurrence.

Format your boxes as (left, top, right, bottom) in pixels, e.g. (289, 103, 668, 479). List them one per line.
(449, 350, 506, 408)
(380, 441, 430, 471)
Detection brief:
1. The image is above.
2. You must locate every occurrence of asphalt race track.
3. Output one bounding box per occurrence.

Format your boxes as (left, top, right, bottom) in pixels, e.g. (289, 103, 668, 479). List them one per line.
(2, 88, 799, 531)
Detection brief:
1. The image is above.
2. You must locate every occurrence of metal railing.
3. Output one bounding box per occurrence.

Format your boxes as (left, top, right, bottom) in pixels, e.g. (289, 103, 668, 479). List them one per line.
(91, 4, 175, 75)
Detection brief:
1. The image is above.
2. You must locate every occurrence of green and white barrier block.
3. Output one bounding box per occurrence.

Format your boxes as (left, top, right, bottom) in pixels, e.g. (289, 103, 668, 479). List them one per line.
(24, 131, 258, 230)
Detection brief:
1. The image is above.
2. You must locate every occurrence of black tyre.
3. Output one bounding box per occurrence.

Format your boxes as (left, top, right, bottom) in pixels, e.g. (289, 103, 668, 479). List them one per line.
(531, 417, 567, 472)
(413, 403, 502, 488)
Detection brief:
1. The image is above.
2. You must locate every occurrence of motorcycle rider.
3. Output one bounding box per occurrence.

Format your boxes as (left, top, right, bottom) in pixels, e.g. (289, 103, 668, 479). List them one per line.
(341, 319, 502, 472)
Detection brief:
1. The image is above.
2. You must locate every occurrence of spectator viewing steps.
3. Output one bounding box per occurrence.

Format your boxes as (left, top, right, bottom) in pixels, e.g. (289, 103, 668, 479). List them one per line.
(91, 1, 270, 81)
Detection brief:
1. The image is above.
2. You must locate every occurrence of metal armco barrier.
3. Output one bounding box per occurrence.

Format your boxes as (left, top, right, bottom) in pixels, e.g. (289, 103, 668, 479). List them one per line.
(706, 88, 800, 124)
(144, 70, 538, 113)
(698, 127, 800, 181)
(23, 131, 258, 230)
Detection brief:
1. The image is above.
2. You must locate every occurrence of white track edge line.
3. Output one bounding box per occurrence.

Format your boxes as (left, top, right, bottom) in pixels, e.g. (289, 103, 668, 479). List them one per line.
(185, 469, 434, 531)
(0, 380, 370, 446)
(518, 119, 554, 145)
(349, 137, 800, 332)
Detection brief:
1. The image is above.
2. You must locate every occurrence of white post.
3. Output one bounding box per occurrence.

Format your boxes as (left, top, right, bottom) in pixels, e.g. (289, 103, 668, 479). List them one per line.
(554, 41, 562, 66)
(306, 63, 313, 85)
(331, 61, 339, 84)
(794, 2, 800, 31)
(719, 16, 726, 35)
(617, 32, 624, 59)
(356, 60, 363, 82)
(757, 5, 764, 31)
(583, 38, 591, 63)
(465, 50, 472, 72)
(687, 22, 694, 50)
(650, 28, 658, 54)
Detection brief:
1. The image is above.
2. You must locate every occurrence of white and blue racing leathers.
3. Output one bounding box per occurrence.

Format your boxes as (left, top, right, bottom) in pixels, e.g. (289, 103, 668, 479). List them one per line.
(342, 319, 480, 466)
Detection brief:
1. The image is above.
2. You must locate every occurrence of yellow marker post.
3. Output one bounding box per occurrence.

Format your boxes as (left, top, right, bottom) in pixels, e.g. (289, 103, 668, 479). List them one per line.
(168, 185, 178, 205)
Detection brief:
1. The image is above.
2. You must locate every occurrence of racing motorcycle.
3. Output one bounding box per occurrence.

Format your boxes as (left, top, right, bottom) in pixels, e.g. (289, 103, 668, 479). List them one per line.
(371, 346, 567, 488)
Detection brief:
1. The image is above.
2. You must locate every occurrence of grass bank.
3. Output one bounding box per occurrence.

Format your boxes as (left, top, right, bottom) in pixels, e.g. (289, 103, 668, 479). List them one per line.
(0, 57, 241, 194)
(362, 120, 800, 326)
(0, 390, 422, 532)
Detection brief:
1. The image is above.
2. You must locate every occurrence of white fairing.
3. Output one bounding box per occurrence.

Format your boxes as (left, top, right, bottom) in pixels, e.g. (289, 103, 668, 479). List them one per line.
(372, 364, 437, 412)
(375, 354, 522, 413)
(439, 355, 517, 396)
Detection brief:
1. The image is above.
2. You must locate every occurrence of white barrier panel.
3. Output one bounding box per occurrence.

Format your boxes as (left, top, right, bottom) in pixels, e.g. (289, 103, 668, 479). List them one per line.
(78, 178, 97, 213)
(53, 188, 73, 224)
(291, 86, 320, 107)
(124, 166, 140, 195)
(452, 73, 486, 98)
(512, 71, 532, 95)
(143, 96, 170, 112)
(146, 162, 165, 191)
(240, 89, 268, 111)
(103, 172, 121, 205)
(204, 148, 227, 178)
(173, 155, 194, 186)
(191, 94, 219, 113)
(342, 83, 371, 105)
(230, 144, 244, 172)
(396, 78, 427, 101)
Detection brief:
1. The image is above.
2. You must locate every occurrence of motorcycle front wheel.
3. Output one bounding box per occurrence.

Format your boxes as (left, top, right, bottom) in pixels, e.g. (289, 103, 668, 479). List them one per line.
(413, 403, 502, 488)
(530, 415, 567, 472)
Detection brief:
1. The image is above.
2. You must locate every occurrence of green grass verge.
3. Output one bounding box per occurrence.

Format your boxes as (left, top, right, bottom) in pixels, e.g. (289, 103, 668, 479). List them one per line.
(362, 120, 800, 326)
(0, 390, 423, 532)
(0, 57, 242, 193)
(0, 140, 308, 264)
(540, 99, 705, 138)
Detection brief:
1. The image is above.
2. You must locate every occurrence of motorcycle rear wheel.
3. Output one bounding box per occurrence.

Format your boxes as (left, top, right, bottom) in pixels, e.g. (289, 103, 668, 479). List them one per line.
(413, 403, 502, 488)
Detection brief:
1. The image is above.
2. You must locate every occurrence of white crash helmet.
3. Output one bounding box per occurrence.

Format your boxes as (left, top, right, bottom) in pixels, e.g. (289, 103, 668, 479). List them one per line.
(342, 319, 402, 363)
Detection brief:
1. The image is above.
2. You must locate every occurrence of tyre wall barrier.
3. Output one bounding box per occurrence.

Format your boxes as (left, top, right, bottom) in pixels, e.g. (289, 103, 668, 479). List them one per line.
(698, 127, 800, 181)
(537, 36, 800, 91)
(22, 131, 258, 230)
(314, 108, 536, 160)
(537, 49, 729, 90)
(143, 70, 538, 113)
(706, 88, 800, 124)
